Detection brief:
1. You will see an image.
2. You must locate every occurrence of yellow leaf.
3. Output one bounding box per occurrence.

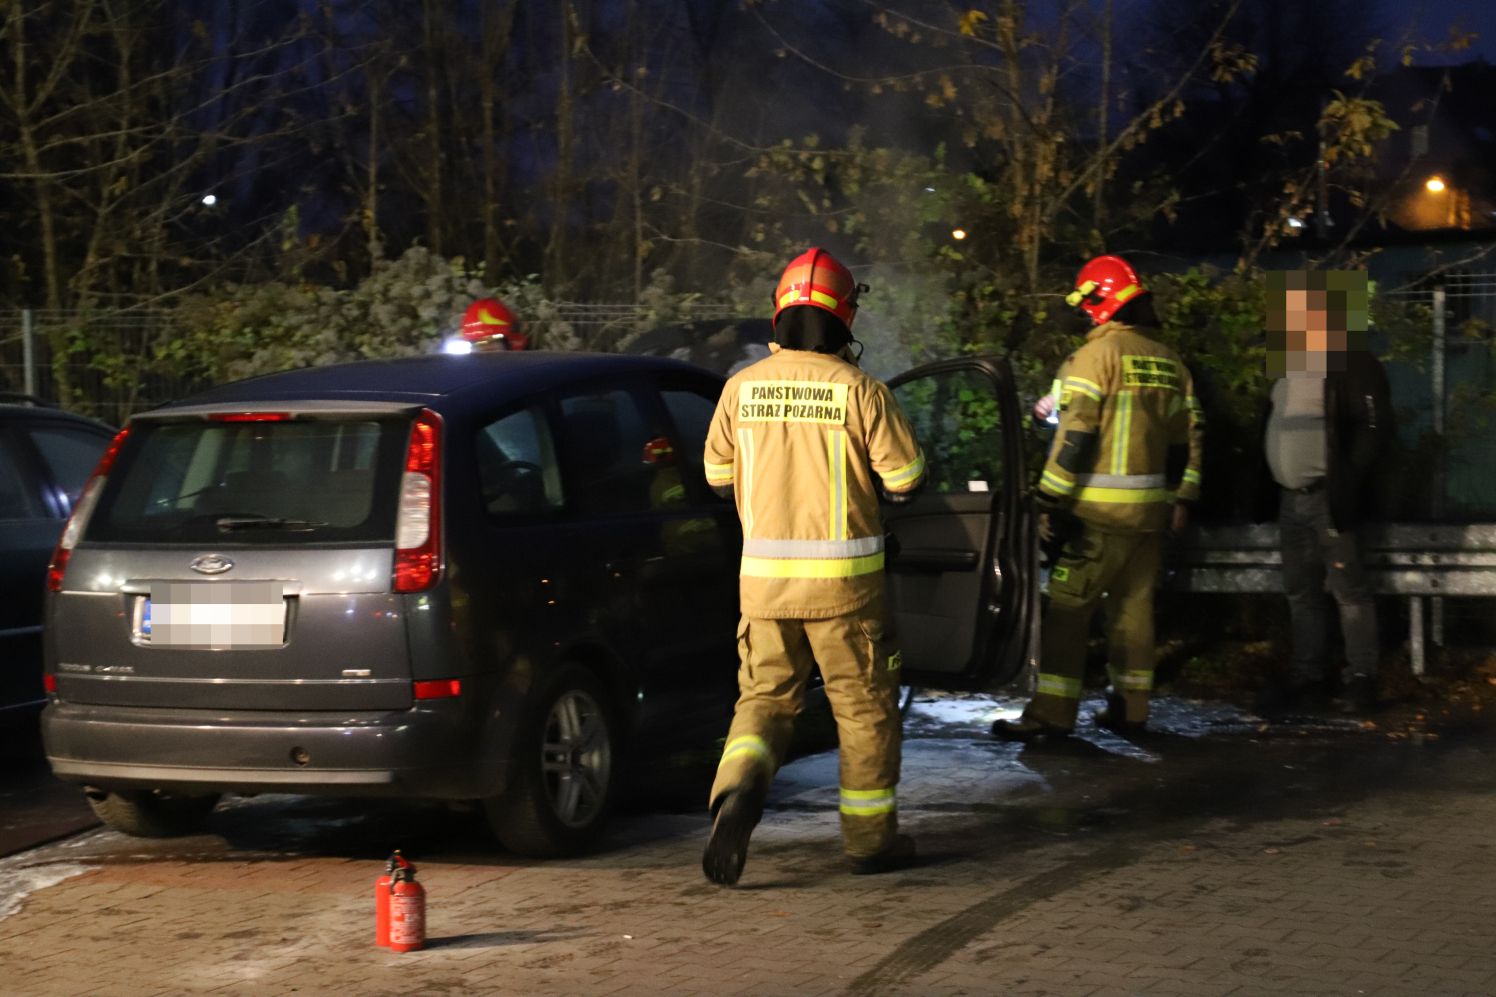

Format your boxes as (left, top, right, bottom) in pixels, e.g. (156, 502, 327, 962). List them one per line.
(1345, 53, 1376, 80)
(958, 9, 989, 37)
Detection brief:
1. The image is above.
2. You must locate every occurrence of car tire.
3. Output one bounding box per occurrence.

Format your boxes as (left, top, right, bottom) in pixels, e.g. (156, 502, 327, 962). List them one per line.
(85, 789, 220, 837)
(485, 663, 617, 857)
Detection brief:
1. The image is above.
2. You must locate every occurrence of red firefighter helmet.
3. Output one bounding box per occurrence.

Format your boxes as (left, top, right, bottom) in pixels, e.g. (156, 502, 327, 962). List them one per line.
(1066, 255, 1148, 325)
(460, 297, 528, 350)
(772, 248, 866, 329)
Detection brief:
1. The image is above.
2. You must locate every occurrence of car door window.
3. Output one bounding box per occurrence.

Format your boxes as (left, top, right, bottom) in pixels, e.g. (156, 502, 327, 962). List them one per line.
(893, 369, 1006, 495)
(558, 388, 682, 515)
(0, 437, 43, 519)
(28, 425, 110, 508)
(475, 407, 565, 518)
(662, 389, 716, 452)
(661, 388, 720, 500)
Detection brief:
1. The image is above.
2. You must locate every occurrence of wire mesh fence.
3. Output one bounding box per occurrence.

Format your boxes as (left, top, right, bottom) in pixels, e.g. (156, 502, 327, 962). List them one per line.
(1382, 271, 1496, 522)
(0, 309, 189, 425)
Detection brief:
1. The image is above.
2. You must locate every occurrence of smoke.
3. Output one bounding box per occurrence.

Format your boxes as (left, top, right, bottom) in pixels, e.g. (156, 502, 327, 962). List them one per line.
(853, 263, 952, 381)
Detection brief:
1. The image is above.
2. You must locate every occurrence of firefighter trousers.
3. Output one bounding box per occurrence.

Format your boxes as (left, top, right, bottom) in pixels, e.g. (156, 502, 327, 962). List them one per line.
(708, 594, 903, 859)
(1027, 527, 1163, 729)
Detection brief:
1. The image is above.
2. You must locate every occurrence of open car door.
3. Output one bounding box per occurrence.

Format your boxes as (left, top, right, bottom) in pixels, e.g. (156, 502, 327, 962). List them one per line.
(884, 356, 1036, 691)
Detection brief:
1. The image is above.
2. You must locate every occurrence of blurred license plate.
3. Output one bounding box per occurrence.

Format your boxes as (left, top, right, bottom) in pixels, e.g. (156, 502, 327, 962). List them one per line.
(138, 582, 286, 648)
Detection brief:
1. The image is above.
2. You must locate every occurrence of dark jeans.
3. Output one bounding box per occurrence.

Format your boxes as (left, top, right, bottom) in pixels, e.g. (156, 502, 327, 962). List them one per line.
(1279, 487, 1379, 684)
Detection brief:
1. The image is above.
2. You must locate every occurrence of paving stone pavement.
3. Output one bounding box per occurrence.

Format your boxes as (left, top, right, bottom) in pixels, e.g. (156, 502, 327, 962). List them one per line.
(1, 695, 1495, 996)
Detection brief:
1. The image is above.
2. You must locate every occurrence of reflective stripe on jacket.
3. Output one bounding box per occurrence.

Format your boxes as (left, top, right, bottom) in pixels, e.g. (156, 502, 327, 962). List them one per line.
(1040, 321, 1204, 533)
(704, 346, 925, 619)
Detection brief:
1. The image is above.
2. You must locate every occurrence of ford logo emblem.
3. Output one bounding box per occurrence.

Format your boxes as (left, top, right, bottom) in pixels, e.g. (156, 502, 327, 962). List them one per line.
(190, 554, 234, 575)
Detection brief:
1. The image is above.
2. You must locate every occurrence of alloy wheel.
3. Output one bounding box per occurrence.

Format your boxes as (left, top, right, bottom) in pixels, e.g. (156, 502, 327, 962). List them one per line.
(540, 688, 612, 829)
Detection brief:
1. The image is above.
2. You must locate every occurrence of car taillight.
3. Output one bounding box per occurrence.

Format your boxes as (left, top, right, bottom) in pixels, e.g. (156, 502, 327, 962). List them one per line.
(47, 426, 131, 593)
(412, 679, 461, 700)
(394, 409, 443, 593)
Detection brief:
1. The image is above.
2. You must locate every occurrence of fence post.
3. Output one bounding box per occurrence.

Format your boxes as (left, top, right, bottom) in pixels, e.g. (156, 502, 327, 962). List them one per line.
(1431, 285, 1446, 514)
(22, 308, 36, 398)
(1431, 286, 1446, 647)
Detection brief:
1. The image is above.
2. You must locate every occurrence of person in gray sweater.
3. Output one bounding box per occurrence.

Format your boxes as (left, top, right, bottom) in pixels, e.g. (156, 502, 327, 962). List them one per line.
(1260, 270, 1393, 715)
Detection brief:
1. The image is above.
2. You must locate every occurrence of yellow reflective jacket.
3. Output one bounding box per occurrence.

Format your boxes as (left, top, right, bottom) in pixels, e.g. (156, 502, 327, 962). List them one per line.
(704, 346, 926, 619)
(1039, 321, 1204, 533)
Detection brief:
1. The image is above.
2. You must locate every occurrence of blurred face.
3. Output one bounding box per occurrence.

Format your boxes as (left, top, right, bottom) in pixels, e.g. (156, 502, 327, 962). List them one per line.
(1284, 289, 1324, 352)
(1267, 270, 1366, 376)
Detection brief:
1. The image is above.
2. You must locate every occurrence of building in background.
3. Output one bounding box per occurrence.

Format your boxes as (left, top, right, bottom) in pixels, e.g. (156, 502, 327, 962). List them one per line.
(1370, 62, 1496, 234)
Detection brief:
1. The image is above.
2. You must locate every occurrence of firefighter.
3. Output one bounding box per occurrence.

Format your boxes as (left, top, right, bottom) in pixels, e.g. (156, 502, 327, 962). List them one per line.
(460, 297, 529, 351)
(701, 247, 926, 886)
(992, 255, 1204, 741)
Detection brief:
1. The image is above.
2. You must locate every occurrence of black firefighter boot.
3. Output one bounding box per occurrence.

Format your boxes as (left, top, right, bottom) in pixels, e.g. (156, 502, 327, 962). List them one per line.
(702, 785, 766, 887)
(1092, 689, 1147, 736)
(847, 833, 918, 876)
(990, 712, 1073, 744)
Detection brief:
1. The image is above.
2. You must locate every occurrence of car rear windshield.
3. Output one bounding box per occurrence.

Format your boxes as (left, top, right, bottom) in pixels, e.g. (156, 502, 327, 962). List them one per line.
(86, 416, 409, 545)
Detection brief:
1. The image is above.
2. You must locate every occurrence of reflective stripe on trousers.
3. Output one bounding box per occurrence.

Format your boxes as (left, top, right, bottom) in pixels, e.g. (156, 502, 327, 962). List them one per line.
(718, 735, 773, 772)
(839, 786, 896, 817)
(1035, 673, 1081, 699)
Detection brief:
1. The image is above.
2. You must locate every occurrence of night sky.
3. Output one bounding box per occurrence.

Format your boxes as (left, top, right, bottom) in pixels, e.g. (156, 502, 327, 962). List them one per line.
(1381, 0, 1496, 62)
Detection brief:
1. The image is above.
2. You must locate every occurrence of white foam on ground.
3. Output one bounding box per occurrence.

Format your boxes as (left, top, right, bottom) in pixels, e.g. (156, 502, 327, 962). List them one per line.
(906, 693, 1028, 729)
(0, 862, 95, 921)
(765, 729, 1053, 829)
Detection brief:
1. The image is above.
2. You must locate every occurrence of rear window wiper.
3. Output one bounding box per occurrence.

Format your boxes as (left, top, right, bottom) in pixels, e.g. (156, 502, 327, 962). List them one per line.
(216, 515, 327, 532)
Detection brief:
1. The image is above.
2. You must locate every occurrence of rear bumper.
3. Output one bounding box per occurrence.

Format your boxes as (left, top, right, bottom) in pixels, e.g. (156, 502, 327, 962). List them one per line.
(40, 699, 504, 799)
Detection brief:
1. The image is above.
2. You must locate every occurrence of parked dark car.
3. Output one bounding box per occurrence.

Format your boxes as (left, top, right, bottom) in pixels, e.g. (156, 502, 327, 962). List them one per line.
(41, 351, 1035, 855)
(0, 396, 114, 727)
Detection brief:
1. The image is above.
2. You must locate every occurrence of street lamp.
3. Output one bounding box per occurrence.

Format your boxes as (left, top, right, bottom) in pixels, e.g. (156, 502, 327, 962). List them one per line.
(1425, 176, 1447, 193)
(201, 193, 218, 206)
(951, 228, 967, 241)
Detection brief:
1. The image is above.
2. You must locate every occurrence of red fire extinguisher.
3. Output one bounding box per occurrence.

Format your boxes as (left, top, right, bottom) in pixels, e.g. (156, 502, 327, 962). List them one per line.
(374, 852, 401, 948)
(388, 858, 427, 953)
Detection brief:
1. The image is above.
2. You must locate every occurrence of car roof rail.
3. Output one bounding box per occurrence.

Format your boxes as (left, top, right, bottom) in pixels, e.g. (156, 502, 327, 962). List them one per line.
(0, 392, 61, 408)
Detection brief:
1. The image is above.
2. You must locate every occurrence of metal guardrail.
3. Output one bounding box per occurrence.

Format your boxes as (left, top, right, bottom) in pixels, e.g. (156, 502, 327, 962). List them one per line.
(1167, 524, 1496, 677)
